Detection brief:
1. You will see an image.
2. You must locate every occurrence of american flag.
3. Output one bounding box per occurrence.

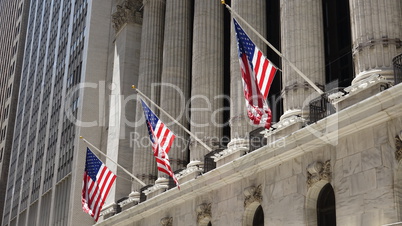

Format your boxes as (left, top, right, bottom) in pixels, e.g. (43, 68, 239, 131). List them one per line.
(140, 99, 179, 188)
(234, 18, 277, 129)
(82, 148, 116, 222)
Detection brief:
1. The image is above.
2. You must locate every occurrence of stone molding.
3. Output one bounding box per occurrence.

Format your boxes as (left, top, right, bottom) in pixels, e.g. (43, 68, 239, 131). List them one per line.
(307, 160, 331, 188)
(244, 185, 262, 208)
(395, 134, 402, 162)
(112, 0, 143, 32)
(282, 82, 324, 93)
(353, 38, 402, 54)
(196, 203, 212, 223)
(160, 217, 173, 226)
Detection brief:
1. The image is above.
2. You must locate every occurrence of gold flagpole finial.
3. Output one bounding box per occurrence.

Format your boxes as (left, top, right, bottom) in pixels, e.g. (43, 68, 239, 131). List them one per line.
(79, 136, 83, 139)
(221, 0, 225, 5)
(132, 85, 136, 89)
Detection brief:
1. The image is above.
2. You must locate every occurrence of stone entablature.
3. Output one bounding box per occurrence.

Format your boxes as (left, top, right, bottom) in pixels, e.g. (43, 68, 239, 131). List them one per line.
(112, 0, 143, 32)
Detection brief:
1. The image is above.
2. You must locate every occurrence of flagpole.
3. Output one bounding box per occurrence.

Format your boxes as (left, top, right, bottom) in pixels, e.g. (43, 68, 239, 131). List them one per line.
(221, 1, 324, 95)
(132, 85, 213, 152)
(80, 136, 147, 187)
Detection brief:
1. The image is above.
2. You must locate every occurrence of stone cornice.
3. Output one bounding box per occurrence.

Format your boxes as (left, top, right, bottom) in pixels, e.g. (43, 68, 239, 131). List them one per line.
(97, 83, 402, 226)
(112, 0, 143, 32)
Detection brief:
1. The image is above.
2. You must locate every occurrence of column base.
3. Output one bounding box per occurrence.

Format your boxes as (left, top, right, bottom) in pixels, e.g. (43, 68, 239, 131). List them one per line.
(329, 74, 391, 111)
(352, 68, 394, 85)
(143, 177, 169, 199)
(280, 109, 301, 121)
(264, 116, 305, 142)
(99, 202, 118, 221)
(214, 139, 249, 167)
(118, 191, 141, 211)
(176, 160, 203, 184)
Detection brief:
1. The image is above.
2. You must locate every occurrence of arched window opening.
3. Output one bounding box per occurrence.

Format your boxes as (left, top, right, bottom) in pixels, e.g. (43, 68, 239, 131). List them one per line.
(317, 183, 336, 226)
(252, 205, 264, 226)
(207, 222, 212, 226)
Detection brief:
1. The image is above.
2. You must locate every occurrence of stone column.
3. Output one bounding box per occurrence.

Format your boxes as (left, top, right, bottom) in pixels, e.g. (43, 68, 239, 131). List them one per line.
(132, 0, 166, 192)
(104, 0, 142, 213)
(280, 0, 325, 120)
(159, 0, 192, 174)
(229, 0, 267, 148)
(189, 0, 224, 166)
(349, 0, 402, 84)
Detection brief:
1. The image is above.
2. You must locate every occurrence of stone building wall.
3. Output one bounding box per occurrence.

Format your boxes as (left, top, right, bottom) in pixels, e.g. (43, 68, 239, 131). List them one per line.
(98, 82, 402, 225)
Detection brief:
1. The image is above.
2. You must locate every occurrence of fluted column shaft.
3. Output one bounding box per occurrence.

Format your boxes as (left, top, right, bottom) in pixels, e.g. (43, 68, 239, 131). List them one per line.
(229, 0, 267, 147)
(132, 0, 166, 191)
(349, 0, 402, 83)
(280, 0, 325, 119)
(159, 0, 192, 174)
(189, 0, 224, 162)
(106, 0, 143, 203)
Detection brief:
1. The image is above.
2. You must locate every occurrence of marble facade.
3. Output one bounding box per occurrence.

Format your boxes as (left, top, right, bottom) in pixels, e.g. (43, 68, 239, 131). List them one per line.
(100, 0, 402, 225)
(98, 81, 402, 226)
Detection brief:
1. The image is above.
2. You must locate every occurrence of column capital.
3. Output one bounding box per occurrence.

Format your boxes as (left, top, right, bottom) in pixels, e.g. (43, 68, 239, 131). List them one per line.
(112, 0, 143, 32)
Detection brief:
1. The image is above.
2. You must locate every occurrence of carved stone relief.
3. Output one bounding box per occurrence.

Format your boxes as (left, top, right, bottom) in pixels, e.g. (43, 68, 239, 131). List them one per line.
(395, 135, 402, 162)
(243, 184, 262, 208)
(112, 0, 143, 32)
(307, 160, 331, 188)
(160, 217, 173, 226)
(196, 203, 212, 223)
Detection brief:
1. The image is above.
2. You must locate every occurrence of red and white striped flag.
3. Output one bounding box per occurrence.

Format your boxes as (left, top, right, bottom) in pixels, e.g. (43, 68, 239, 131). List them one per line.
(140, 99, 179, 188)
(82, 148, 116, 222)
(234, 18, 277, 129)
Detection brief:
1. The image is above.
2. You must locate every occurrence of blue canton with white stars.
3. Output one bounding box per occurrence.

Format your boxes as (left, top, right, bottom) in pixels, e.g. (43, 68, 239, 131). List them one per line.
(85, 148, 102, 182)
(234, 18, 256, 65)
(141, 99, 158, 143)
